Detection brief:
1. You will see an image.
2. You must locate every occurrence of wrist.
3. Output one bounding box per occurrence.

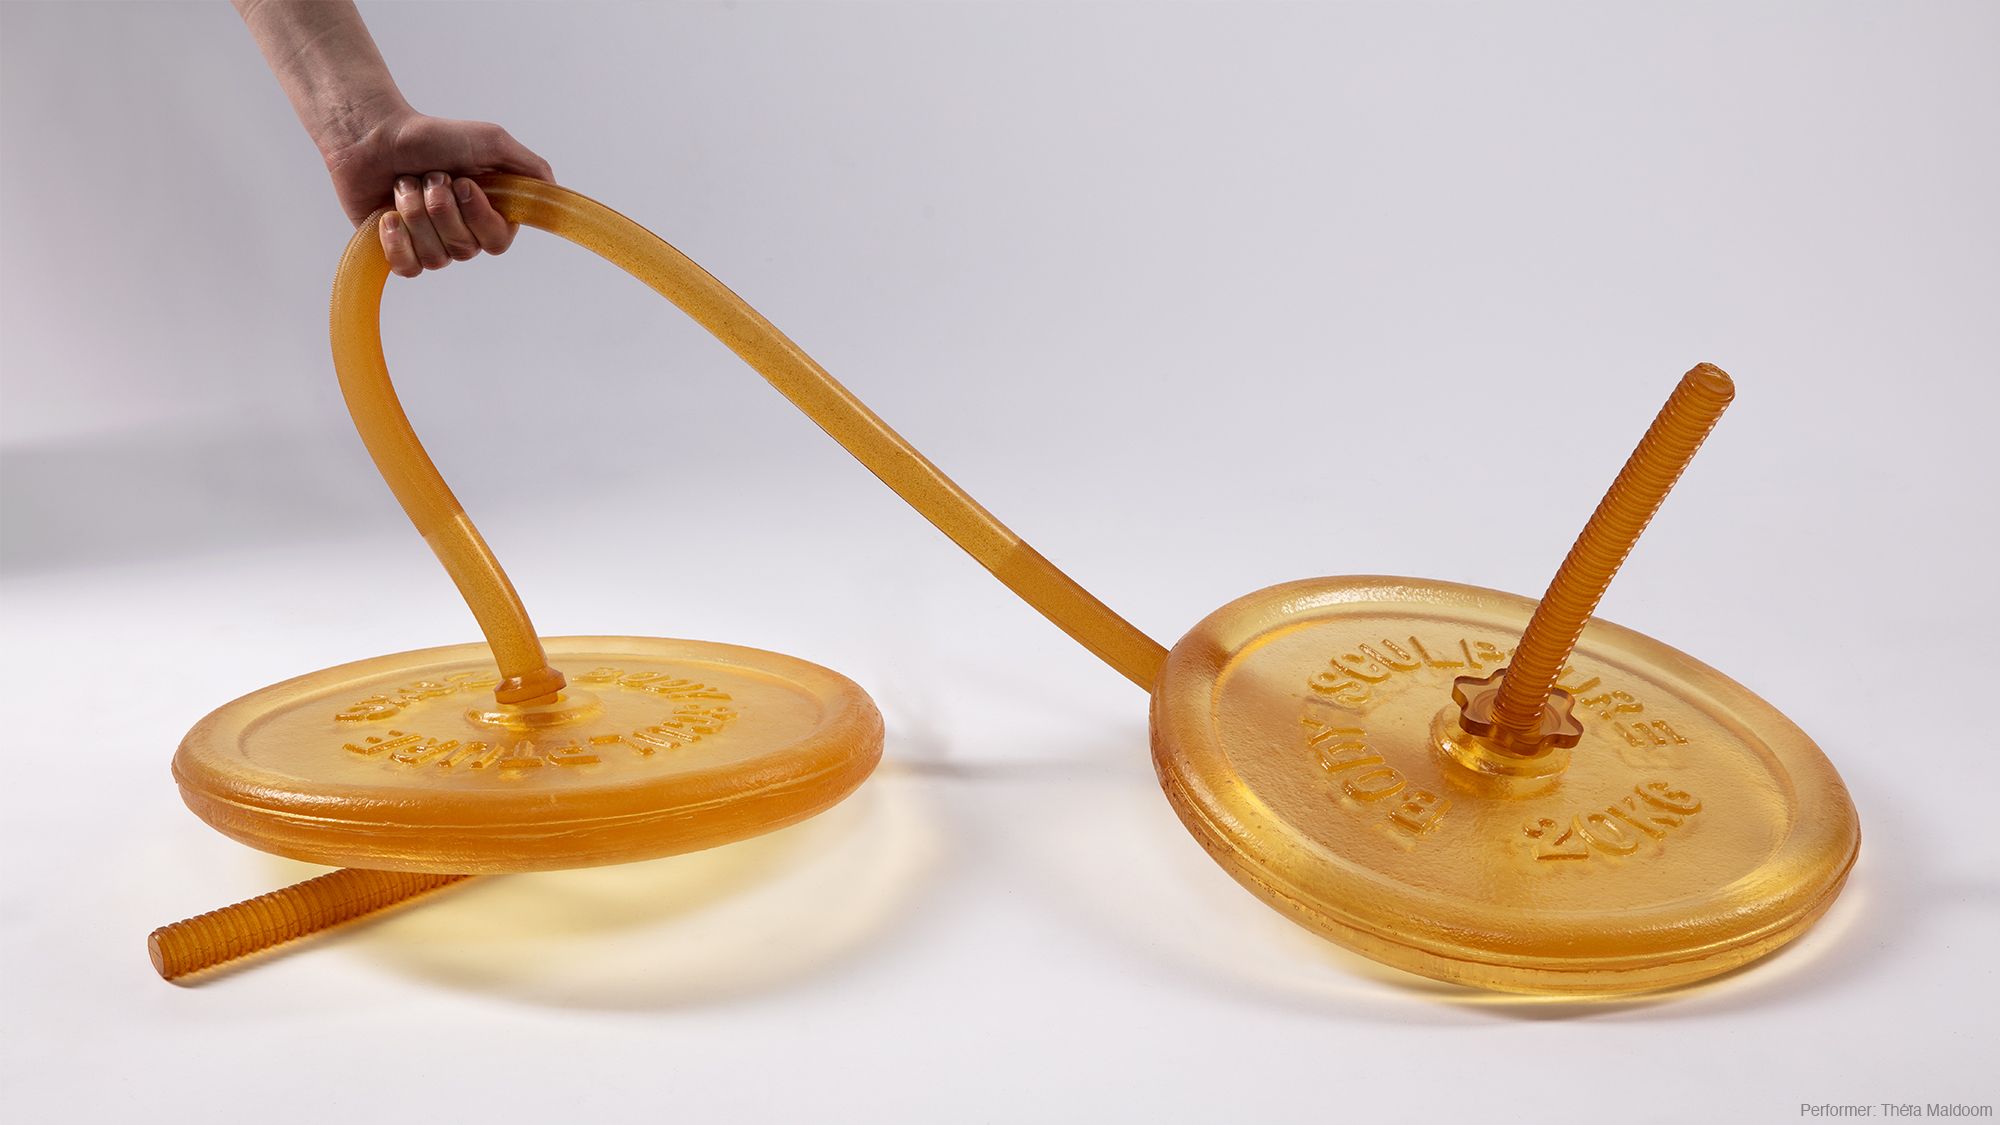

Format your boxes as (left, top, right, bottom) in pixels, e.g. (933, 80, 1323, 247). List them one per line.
(314, 88, 414, 170)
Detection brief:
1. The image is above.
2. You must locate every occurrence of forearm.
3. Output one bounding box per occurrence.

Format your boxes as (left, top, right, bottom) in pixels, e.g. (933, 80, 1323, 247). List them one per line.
(233, 0, 409, 164)
(235, 0, 551, 264)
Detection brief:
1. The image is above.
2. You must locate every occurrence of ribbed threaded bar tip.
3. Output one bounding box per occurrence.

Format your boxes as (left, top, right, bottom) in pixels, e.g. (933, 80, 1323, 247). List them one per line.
(149, 869, 470, 981)
(1485, 364, 1735, 744)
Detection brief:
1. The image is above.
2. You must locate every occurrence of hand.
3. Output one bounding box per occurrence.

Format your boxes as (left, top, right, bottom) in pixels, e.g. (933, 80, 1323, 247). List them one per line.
(323, 107, 554, 278)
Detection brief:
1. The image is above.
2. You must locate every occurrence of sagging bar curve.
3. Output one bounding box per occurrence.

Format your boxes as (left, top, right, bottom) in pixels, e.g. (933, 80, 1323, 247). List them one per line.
(328, 175, 1166, 695)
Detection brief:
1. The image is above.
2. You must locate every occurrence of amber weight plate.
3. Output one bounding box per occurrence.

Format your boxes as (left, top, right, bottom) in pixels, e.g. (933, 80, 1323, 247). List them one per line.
(173, 637, 882, 873)
(1151, 576, 1858, 995)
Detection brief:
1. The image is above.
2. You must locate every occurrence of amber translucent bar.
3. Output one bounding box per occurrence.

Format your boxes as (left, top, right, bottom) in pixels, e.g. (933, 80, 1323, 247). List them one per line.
(149, 870, 469, 980)
(1487, 364, 1735, 742)
(329, 175, 1166, 694)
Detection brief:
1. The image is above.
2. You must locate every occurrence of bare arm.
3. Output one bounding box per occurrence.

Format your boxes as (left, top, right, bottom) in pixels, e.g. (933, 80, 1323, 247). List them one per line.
(233, 0, 554, 277)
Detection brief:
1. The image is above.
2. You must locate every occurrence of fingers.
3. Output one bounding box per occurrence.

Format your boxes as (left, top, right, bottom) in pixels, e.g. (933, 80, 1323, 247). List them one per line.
(392, 175, 450, 271)
(377, 171, 513, 277)
(422, 172, 480, 261)
(379, 211, 422, 278)
(452, 178, 518, 256)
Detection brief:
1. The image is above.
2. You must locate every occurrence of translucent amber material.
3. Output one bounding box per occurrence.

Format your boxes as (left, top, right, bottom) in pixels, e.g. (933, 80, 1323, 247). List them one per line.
(176, 175, 1158, 876)
(1478, 366, 1734, 749)
(160, 177, 1859, 995)
(173, 637, 881, 872)
(327, 175, 1164, 698)
(150, 870, 468, 980)
(1151, 576, 1860, 995)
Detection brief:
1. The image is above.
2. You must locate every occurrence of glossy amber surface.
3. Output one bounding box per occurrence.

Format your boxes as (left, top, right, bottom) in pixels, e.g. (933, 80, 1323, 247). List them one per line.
(164, 175, 1855, 997)
(329, 175, 1163, 697)
(175, 637, 882, 872)
(1151, 576, 1859, 994)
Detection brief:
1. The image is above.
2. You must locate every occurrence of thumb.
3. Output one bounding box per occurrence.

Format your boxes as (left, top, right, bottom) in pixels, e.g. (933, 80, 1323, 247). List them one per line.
(476, 124, 554, 183)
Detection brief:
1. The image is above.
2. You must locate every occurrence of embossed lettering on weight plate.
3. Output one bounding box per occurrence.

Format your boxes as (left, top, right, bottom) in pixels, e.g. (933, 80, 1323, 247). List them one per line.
(332, 666, 734, 722)
(1305, 636, 1513, 708)
(341, 703, 740, 773)
(333, 665, 741, 774)
(333, 670, 502, 722)
(1302, 718, 1451, 835)
(570, 667, 735, 701)
(1522, 781, 1702, 861)
(1304, 634, 1693, 770)
(1305, 634, 1660, 711)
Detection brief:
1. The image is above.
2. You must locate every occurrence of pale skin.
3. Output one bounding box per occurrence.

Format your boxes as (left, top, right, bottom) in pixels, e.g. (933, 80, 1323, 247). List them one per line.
(233, 0, 553, 277)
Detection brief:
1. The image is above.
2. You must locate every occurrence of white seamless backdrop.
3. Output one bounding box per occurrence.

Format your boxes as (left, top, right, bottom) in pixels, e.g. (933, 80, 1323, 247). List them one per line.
(2, 2, 1995, 1122)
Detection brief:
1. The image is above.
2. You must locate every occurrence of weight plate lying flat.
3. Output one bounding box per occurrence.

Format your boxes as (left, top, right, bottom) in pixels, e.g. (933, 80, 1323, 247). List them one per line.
(1150, 576, 1860, 995)
(174, 636, 883, 873)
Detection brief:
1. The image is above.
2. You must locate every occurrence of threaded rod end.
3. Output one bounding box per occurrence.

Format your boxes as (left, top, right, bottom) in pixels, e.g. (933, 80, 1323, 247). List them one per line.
(1487, 364, 1735, 743)
(149, 868, 471, 981)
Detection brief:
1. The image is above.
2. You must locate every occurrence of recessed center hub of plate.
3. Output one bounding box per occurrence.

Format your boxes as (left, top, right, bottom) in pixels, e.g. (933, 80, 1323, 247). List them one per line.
(463, 689, 606, 731)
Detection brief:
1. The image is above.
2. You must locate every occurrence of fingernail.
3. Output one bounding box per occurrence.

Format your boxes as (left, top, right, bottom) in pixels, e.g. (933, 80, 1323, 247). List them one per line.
(383, 212, 401, 233)
(426, 171, 447, 191)
(396, 176, 415, 196)
(454, 178, 474, 202)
